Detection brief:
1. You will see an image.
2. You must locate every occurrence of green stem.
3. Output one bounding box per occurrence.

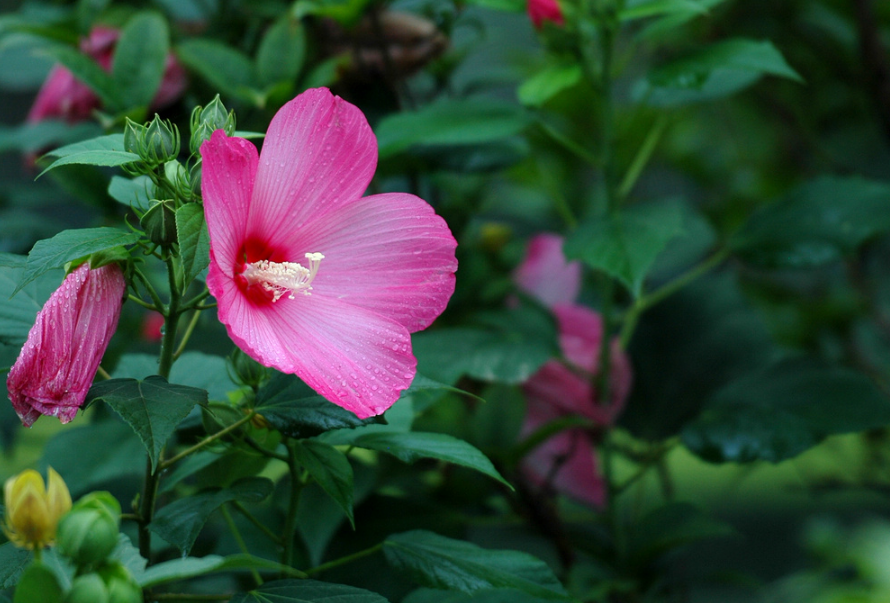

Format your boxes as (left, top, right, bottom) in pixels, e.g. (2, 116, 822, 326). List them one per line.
(138, 455, 161, 561)
(243, 436, 290, 462)
(535, 119, 600, 166)
(158, 256, 182, 380)
(173, 308, 203, 361)
(133, 269, 165, 313)
(304, 543, 384, 577)
(160, 411, 255, 470)
(617, 114, 667, 199)
(126, 294, 158, 311)
(221, 505, 263, 586)
(619, 249, 728, 348)
(232, 500, 283, 545)
(181, 288, 211, 311)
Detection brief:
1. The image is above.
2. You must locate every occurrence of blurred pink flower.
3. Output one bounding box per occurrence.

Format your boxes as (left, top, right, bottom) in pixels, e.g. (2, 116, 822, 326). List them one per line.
(27, 26, 187, 124)
(7, 263, 126, 427)
(514, 233, 632, 506)
(200, 87, 457, 419)
(527, 0, 564, 30)
(141, 311, 165, 342)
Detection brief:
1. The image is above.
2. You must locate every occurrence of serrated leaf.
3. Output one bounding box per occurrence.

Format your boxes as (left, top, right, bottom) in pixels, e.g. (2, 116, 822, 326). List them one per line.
(86, 375, 208, 471)
(731, 176, 890, 268)
(518, 63, 582, 107)
(384, 531, 568, 599)
(564, 200, 684, 296)
(175, 203, 210, 286)
(256, 17, 305, 87)
(231, 579, 390, 603)
(150, 477, 274, 555)
(353, 432, 510, 488)
(292, 440, 355, 526)
(375, 98, 531, 159)
(255, 373, 379, 438)
(40, 43, 118, 109)
(0, 542, 31, 588)
(136, 554, 303, 587)
(682, 357, 890, 463)
(113, 351, 235, 401)
(16, 227, 139, 294)
(38, 133, 139, 177)
(637, 38, 802, 106)
(112, 12, 169, 111)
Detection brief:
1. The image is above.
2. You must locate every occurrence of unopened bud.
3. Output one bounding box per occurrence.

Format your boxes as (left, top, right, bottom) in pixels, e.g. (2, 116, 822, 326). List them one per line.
(143, 114, 180, 165)
(229, 347, 268, 388)
(190, 95, 236, 154)
(123, 119, 145, 155)
(97, 562, 141, 603)
(57, 492, 121, 568)
(2, 467, 71, 550)
(140, 200, 178, 247)
(66, 573, 109, 603)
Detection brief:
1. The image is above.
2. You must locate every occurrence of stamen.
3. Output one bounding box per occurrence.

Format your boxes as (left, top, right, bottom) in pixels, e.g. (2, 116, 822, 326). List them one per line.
(242, 253, 324, 302)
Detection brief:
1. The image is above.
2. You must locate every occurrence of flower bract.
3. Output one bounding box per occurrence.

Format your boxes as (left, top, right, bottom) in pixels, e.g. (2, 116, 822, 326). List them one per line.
(201, 87, 458, 419)
(7, 262, 126, 427)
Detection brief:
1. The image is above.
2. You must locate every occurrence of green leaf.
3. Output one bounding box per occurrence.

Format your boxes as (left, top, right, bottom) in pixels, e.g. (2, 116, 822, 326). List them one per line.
(682, 357, 890, 463)
(255, 373, 379, 438)
(627, 502, 735, 566)
(136, 554, 304, 587)
(113, 351, 235, 401)
(0, 542, 31, 589)
(42, 419, 145, 497)
(11, 561, 63, 603)
(462, 0, 524, 10)
(731, 176, 890, 268)
(564, 200, 684, 296)
(375, 98, 531, 160)
(37, 134, 139, 178)
(150, 477, 274, 555)
(413, 307, 558, 385)
(231, 579, 390, 603)
(404, 589, 557, 603)
(292, 440, 355, 526)
(620, 0, 709, 21)
(176, 39, 258, 103)
(353, 432, 510, 488)
(112, 12, 169, 110)
(86, 375, 208, 471)
(176, 203, 210, 286)
(16, 227, 138, 294)
(108, 175, 154, 211)
(0, 263, 61, 346)
(291, 0, 374, 25)
(40, 43, 118, 109)
(256, 17, 305, 88)
(518, 63, 582, 107)
(637, 38, 803, 106)
(384, 531, 569, 599)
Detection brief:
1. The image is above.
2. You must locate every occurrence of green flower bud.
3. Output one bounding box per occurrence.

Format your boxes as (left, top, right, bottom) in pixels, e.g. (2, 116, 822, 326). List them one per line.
(123, 119, 146, 155)
(57, 492, 121, 568)
(97, 562, 141, 603)
(229, 347, 269, 388)
(66, 573, 109, 603)
(143, 114, 180, 165)
(189, 163, 203, 199)
(190, 95, 236, 154)
(140, 200, 178, 248)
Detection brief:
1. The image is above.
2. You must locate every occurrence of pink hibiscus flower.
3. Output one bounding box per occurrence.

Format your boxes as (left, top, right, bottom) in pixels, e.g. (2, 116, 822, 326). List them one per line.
(527, 0, 564, 30)
(200, 87, 458, 419)
(514, 233, 632, 506)
(7, 262, 126, 427)
(27, 26, 187, 124)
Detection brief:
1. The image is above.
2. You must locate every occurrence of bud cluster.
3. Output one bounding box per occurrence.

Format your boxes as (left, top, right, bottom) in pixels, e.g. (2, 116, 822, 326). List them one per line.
(190, 95, 236, 155)
(124, 114, 180, 167)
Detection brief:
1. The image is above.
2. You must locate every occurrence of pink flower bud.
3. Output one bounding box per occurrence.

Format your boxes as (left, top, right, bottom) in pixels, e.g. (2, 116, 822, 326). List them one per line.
(7, 263, 126, 427)
(527, 0, 564, 30)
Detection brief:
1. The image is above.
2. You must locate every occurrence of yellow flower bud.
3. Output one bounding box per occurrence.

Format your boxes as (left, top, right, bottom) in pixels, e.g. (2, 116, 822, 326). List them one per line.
(2, 468, 72, 550)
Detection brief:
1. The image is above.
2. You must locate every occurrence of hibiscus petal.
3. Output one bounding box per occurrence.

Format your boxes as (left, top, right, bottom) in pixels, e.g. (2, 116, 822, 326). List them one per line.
(514, 234, 581, 309)
(212, 275, 415, 418)
(249, 88, 377, 254)
(553, 303, 602, 372)
(287, 192, 457, 332)
(201, 130, 259, 275)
